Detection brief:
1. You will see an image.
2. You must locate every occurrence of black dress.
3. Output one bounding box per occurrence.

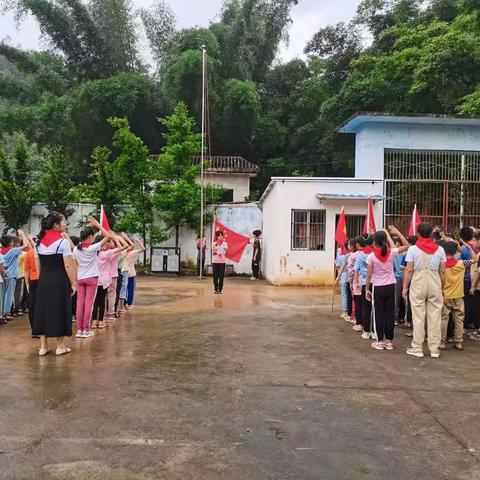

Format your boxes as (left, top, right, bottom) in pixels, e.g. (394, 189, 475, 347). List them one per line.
(32, 242, 72, 338)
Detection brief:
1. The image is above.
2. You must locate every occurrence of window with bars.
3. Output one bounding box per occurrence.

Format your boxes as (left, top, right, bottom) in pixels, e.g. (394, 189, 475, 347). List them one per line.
(291, 210, 326, 251)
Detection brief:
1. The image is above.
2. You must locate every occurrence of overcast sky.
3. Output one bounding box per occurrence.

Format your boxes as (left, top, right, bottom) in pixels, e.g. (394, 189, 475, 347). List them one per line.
(0, 0, 362, 64)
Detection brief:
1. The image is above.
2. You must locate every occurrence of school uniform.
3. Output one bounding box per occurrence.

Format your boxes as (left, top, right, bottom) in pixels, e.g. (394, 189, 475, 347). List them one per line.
(106, 251, 122, 316)
(2, 247, 24, 317)
(126, 251, 140, 306)
(73, 242, 102, 332)
(336, 253, 348, 311)
(441, 258, 472, 344)
(367, 248, 399, 342)
(212, 241, 228, 293)
(93, 250, 116, 323)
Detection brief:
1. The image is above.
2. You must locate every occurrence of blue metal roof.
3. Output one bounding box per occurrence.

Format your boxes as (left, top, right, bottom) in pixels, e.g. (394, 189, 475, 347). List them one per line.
(339, 112, 480, 134)
(317, 193, 384, 201)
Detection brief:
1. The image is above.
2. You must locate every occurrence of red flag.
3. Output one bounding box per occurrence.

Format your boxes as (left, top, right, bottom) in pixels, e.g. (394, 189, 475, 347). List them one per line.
(214, 220, 250, 263)
(335, 207, 348, 254)
(363, 198, 377, 235)
(100, 205, 111, 232)
(408, 204, 421, 236)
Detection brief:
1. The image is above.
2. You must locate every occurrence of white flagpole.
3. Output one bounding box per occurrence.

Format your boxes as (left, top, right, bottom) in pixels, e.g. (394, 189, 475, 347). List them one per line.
(200, 45, 206, 280)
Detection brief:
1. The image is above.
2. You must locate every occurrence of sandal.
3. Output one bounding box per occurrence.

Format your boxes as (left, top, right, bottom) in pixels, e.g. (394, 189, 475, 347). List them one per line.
(55, 347, 71, 356)
(98, 321, 106, 329)
(38, 348, 50, 356)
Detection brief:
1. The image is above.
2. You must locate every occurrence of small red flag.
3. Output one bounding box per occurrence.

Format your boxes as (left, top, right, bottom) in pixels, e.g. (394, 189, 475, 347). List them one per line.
(335, 207, 349, 254)
(408, 204, 421, 236)
(100, 205, 111, 232)
(363, 198, 377, 235)
(214, 220, 250, 263)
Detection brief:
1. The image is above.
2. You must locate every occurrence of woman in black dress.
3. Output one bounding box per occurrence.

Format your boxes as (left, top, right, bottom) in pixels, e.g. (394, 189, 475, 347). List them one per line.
(33, 212, 77, 356)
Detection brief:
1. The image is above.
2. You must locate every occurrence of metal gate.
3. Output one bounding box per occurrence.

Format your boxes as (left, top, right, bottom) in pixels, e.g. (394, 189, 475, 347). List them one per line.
(384, 149, 480, 232)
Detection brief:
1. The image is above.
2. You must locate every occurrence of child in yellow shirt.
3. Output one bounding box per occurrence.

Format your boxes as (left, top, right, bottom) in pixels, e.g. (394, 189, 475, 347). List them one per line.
(440, 241, 477, 351)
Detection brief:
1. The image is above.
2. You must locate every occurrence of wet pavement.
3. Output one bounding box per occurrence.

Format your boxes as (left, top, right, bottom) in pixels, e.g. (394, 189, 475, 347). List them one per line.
(1, 276, 480, 479)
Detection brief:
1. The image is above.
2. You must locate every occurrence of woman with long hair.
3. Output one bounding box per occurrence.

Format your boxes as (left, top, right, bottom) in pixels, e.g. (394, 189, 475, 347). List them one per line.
(33, 212, 77, 356)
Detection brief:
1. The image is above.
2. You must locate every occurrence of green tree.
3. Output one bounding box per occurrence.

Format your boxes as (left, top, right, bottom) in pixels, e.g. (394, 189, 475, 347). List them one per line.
(139, 0, 176, 72)
(89, 0, 141, 74)
(108, 116, 157, 261)
(154, 102, 223, 246)
(0, 136, 36, 233)
(36, 146, 75, 217)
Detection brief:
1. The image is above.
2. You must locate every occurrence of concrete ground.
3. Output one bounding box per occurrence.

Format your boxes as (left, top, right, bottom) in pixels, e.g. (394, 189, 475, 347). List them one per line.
(1, 277, 480, 480)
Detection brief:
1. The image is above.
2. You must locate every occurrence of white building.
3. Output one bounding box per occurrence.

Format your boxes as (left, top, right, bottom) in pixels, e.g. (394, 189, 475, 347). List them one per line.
(191, 155, 259, 202)
(260, 113, 480, 286)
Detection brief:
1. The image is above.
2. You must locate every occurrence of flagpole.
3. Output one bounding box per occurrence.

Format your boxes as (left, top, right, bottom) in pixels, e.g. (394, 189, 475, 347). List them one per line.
(200, 45, 206, 280)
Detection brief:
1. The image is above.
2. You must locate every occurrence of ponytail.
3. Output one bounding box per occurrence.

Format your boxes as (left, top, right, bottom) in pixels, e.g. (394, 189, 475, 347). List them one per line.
(374, 231, 388, 256)
(78, 226, 95, 251)
(37, 211, 64, 246)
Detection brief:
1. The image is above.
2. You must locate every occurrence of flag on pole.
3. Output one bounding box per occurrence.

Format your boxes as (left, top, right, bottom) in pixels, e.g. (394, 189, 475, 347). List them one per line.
(408, 204, 421, 236)
(335, 207, 349, 254)
(363, 198, 377, 235)
(214, 220, 250, 263)
(100, 205, 111, 232)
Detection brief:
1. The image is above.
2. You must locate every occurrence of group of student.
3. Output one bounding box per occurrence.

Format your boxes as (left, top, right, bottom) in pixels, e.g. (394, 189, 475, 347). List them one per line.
(336, 222, 480, 357)
(0, 211, 145, 356)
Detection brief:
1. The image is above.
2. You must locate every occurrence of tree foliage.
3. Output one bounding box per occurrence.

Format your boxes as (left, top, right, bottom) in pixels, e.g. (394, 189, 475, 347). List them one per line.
(0, 135, 36, 232)
(3, 0, 480, 206)
(154, 102, 223, 244)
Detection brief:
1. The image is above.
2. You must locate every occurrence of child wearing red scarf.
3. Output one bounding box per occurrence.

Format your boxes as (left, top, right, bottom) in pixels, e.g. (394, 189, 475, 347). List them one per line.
(403, 223, 447, 358)
(366, 227, 409, 351)
(440, 241, 477, 351)
(73, 218, 111, 338)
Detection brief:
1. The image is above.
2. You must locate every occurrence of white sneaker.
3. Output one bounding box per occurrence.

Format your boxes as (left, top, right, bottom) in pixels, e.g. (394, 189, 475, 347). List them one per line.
(361, 331, 370, 339)
(406, 348, 424, 358)
(430, 351, 440, 358)
(370, 332, 378, 341)
(82, 331, 95, 338)
(75, 330, 84, 338)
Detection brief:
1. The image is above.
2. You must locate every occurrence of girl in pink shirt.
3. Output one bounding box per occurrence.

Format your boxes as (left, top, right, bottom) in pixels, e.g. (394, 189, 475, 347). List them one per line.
(92, 235, 127, 329)
(212, 231, 228, 295)
(366, 228, 408, 351)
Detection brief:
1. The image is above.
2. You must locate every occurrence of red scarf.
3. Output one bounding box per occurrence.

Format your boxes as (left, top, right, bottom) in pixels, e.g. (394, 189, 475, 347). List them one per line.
(1, 247, 11, 255)
(446, 257, 458, 269)
(374, 247, 391, 263)
(81, 242, 92, 249)
(40, 230, 63, 247)
(364, 246, 374, 254)
(416, 237, 439, 255)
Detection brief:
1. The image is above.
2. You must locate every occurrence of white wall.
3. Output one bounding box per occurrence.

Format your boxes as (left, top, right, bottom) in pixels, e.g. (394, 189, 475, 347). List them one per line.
(262, 179, 384, 286)
(0, 203, 97, 237)
(158, 202, 262, 275)
(355, 122, 480, 179)
(206, 173, 252, 202)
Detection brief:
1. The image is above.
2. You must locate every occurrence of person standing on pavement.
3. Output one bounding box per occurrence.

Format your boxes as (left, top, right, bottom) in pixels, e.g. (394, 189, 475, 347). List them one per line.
(402, 223, 446, 359)
(197, 235, 207, 277)
(33, 212, 77, 356)
(212, 231, 228, 295)
(251, 230, 262, 280)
